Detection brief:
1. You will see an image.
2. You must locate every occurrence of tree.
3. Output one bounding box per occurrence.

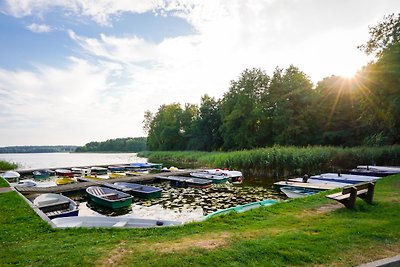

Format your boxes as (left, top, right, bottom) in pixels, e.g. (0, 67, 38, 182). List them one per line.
(356, 13, 400, 144)
(268, 66, 316, 145)
(358, 13, 400, 57)
(189, 95, 222, 151)
(314, 76, 363, 146)
(219, 68, 270, 150)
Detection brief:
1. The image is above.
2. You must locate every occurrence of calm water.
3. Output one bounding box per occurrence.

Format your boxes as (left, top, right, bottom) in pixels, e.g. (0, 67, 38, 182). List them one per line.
(4, 152, 284, 222)
(0, 153, 146, 169)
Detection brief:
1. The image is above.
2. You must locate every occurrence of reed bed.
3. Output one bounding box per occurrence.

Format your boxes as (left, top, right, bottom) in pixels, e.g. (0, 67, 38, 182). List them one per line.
(0, 160, 18, 171)
(139, 145, 400, 178)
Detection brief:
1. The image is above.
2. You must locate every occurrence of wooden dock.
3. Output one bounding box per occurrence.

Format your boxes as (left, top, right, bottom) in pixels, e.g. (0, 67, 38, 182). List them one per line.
(15, 171, 192, 194)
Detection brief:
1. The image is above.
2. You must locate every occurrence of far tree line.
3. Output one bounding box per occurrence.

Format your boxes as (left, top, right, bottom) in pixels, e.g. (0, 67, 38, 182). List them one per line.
(143, 14, 400, 151)
(76, 137, 147, 152)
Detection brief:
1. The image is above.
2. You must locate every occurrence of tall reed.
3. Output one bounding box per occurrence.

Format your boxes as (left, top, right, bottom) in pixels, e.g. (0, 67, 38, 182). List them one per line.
(0, 160, 18, 171)
(139, 145, 400, 179)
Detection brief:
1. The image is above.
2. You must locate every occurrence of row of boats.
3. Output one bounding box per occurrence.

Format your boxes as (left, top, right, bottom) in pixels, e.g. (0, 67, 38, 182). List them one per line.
(1, 163, 244, 187)
(275, 165, 400, 198)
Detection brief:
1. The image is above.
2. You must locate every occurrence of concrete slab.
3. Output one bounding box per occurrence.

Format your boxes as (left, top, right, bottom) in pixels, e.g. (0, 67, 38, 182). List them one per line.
(358, 255, 400, 267)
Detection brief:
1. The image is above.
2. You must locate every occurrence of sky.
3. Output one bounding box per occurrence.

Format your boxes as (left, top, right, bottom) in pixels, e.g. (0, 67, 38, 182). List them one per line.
(0, 0, 399, 146)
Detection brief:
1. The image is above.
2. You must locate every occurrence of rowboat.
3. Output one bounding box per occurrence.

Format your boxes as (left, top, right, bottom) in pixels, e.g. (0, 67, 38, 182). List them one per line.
(109, 172, 126, 178)
(191, 169, 243, 184)
(126, 162, 163, 170)
(90, 167, 108, 175)
(188, 173, 229, 184)
(10, 179, 37, 187)
(32, 170, 53, 179)
(157, 175, 212, 188)
(280, 186, 319, 198)
(86, 186, 133, 209)
(1, 170, 20, 182)
(55, 169, 74, 177)
(274, 180, 339, 190)
(55, 177, 76, 185)
(108, 166, 126, 172)
(33, 193, 79, 219)
(310, 173, 379, 184)
(52, 216, 183, 228)
(204, 199, 278, 219)
(347, 166, 400, 177)
(113, 182, 162, 199)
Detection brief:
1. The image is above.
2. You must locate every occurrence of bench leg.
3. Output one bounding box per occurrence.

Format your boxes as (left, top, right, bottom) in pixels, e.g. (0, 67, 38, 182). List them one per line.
(358, 183, 375, 204)
(342, 188, 357, 209)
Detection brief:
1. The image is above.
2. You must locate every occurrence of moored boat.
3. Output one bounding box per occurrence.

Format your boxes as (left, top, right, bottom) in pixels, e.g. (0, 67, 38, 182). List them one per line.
(1, 170, 20, 182)
(126, 162, 163, 170)
(191, 169, 243, 184)
(188, 173, 229, 184)
(108, 166, 126, 172)
(90, 167, 108, 175)
(55, 169, 74, 177)
(113, 182, 162, 199)
(33, 193, 79, 219)
(52, 216, 183, 228)
(55, 177, 76, 185)
(157, 175, 213, 188)
(11, 179, 37, 187)
(204, 199, 278, 219)
(86, 186, 133, 209)
(32, 170, 53, 179)
(280, 186, 319, 198)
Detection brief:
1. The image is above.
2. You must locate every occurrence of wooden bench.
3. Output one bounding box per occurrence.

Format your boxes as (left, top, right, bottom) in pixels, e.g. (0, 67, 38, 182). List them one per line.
(326, 181, 376, 209)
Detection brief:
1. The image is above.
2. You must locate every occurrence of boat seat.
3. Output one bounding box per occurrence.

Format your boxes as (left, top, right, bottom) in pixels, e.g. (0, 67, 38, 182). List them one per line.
(102, 193, 118, 200)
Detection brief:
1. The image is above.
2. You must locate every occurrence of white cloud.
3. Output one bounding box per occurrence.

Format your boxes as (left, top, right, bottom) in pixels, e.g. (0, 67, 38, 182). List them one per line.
(3, 0, 166, 26)
(1, 0, 400, 146)
(26, 23, 52, 33)
(0, 58, 147, 145)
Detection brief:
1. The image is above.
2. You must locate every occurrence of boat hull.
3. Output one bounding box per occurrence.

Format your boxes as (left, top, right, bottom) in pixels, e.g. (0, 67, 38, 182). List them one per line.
(89, 195, 132, 209)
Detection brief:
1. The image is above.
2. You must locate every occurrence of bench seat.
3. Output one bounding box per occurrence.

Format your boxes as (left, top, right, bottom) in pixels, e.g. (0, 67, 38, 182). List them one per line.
(326, 181, 376, 209)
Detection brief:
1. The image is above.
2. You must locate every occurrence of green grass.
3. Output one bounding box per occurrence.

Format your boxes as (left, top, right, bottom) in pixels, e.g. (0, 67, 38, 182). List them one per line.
(139, 145, 400, 177)
(0, 178, 9, 187)
(1, 175, 399, 266)
(0, 160, 18, 171)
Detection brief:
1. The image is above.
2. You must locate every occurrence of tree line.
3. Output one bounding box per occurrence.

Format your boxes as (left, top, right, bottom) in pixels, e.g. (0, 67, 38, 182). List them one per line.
(144, 14, 400, 151)
(76, 137, 147, 152)
(0, 146, 77, 153)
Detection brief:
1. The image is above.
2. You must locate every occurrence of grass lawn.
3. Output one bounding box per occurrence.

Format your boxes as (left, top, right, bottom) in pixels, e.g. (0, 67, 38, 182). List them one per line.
(0, 175, 399, 266)
(0, 178, 9, 188)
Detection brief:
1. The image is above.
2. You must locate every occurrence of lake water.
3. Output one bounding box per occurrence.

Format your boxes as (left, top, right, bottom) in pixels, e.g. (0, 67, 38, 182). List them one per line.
(0, 153, 145, 169)
(2, 152, 284, 222)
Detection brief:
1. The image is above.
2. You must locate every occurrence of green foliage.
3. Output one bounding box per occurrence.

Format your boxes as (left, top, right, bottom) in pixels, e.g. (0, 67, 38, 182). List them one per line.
(143, 14, 400, 151)
(219, 68, 270, 149)
(1, 175, 400, 266)
(140, 145, 400, 177)
(358, 13, 400, 57)
(0, 160, 18, 171)
(76, 137, 147, 152)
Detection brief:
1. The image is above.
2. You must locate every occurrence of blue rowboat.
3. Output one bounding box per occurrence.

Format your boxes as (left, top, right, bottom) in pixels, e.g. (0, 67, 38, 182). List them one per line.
(86, 186, 133, 209)
(113, 182, 162, 199)
(127, 162, 163, 170)
(34, 193, 79, 219)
